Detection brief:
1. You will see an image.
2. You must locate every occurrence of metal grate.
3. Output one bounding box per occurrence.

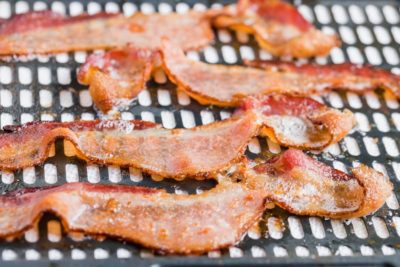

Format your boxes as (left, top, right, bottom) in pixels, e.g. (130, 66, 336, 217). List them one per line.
(0, 0, 400, 266)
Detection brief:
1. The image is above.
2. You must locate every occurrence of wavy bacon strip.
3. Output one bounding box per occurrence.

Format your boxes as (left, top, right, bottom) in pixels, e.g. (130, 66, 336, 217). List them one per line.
(0, 10, 215, 55)
(235, 96, 355, 150)
(162, 40, 400, 102)
(246, 60, 400, 99)
(0, 150, 391, 253)
(0, 182, 265, 254)
(161, 39, 284, 106)
(78, 48, 156, 112)
(213, 0, 340, 58)
(245, 149, 393, 218)
(0, 112, 258, 179)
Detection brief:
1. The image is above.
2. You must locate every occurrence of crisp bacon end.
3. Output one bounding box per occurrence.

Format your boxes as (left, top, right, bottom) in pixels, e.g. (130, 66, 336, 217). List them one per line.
(78, 48, 156, 112)
(0, 182, 265, 254)
(245, 149, 393, 218)
(235, 95, 355, 150)
(214, 0, 340, 57)
(245, 60, 400, 99)
(0, 112, 258, 179)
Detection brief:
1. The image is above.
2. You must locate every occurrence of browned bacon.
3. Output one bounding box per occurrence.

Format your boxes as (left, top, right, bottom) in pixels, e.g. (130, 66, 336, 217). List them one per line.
(162, 40, 400, 103)
(0, 182, 265, 254)
(161, 39, 284, 106)
(213, 0, 339, 58)
(160, 41, 355, 149)
(235, 96, 355, 150)
(246, 60, 400, 98)
(0, 150, 391, 252)
(0, 10, 116, 35)
(0, 10, 215, 55)
(245, 149, 393, 218)
(78, 48, 156, 112)
(0, 111, 258, 179)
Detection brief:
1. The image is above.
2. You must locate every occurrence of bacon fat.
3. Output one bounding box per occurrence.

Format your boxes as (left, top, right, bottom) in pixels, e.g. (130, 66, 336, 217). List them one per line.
(0, 112, 258, 179)
(246, 60, 400, 98)
(78, 48, 156, 112)
(0, 10, 215, 55)
(213, 0, 340, 57)
(0, 182, 265, 254)
(245, 149, 393, 218)
(235, 95, 355, 150)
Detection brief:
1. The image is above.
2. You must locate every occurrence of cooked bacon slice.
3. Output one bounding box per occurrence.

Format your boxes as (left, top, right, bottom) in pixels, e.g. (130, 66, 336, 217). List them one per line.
(246, 60, 400, 98)
(213, 0, 339, 58)
(0, 10, 117, 35)
(161, 39, 281, 106)
(0, 112, 258, 178)
(78, 48, 156, 112)
(235, 96, 355, 150)
(244, 149, 393, 218)
(162, 40, 400, 103)
(0, 182, 265, 254)
(0, 10, 215, 55)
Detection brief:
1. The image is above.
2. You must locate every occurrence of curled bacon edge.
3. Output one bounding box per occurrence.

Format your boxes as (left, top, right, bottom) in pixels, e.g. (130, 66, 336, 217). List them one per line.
(77, 48, 157, 113)
(244, 149, 393, 219)
(213, 0, 340, 58)
(235, 95, 355, 150)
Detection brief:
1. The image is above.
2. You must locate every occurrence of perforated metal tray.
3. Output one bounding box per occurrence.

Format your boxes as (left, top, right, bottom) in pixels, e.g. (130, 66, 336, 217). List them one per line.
(0, 0, 400, 266)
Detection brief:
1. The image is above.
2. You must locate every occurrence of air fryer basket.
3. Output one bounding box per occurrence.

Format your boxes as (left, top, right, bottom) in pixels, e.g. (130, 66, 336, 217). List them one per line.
(0, 0, 400, 266)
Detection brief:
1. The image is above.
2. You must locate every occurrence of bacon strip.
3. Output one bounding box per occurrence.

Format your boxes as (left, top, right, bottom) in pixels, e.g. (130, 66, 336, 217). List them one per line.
(0, 10, 216, 55)
(0, 112, 258, 179)
(162, 40, 400, 102)
(213, 0, 340, 58)
(0, 182, 265, 254)
(235, 96, 355, 150)
(161, 39, 283, 106)
(244, 149, 393, 218)
(161, 41, 354, 149)
(0, 11, 116, 35)
(78, 48, 156, 112)
(245, 60, 400, 99)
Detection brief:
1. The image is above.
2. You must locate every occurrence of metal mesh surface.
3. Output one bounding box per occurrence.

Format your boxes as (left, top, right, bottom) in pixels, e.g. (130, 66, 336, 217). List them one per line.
(0, 0, 400, 266)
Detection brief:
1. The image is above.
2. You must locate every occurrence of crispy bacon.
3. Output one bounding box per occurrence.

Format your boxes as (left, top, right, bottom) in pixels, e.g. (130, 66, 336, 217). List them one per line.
(245, 149, 393, 218)
(0, 112, 258, 179)
(0, 182, 265, 254)
(235, 96, 355, 150)
(161, 39, 281, 106)
(246, 60, 400, 98)
(0, 10, 215, 55)
(162, 40, 400, 103)
(213, 0, 339, 57)
(0, 10, 117, 35)
(161, 41, 354, 149)
(78, 48, 156, 112)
